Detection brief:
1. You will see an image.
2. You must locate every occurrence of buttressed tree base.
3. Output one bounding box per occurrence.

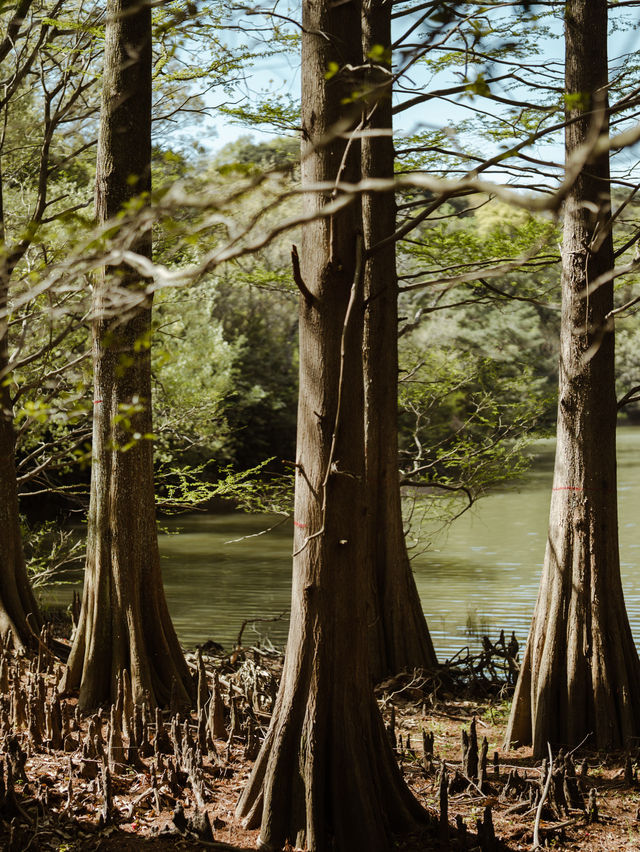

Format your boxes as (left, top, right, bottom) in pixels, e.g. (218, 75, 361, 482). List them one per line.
(235, 0, 428, 847)
(505, 0, 640, 757)
(60, 0, 194, 712)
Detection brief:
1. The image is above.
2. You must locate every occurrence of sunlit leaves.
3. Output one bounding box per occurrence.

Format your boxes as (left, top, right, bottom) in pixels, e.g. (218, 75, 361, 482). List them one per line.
(325, 61, 340, 80)
(367, 43, 392, 66)
(218, 93, 300, 133)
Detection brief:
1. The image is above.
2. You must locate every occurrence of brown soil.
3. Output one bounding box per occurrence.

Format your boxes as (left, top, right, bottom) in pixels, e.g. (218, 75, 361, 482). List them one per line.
(2, 636, 639, 852)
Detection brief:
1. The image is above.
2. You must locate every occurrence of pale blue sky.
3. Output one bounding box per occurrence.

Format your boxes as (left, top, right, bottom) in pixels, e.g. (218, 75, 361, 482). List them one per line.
(192, 1, 639, 185)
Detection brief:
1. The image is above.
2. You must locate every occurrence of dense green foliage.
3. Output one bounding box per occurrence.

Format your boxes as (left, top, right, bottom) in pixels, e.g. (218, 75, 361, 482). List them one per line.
(14, 133, 640, 530)
(2, 1, 638, 586)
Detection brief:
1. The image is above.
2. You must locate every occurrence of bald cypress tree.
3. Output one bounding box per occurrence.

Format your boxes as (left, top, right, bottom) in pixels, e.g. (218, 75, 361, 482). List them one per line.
(505, 0, 640, 757)
(361, 0, 437, 682)
(61, 0, 193, 711)
(0, 1, 45, 652)
(0, 265, 42, 651)
(235, 0, 427, 846)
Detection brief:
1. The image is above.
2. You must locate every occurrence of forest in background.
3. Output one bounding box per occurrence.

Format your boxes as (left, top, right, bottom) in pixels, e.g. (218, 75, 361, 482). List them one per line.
(15, 131, 640, 582)
(6, 12, 640, 544)
(2, 0, 640, 849)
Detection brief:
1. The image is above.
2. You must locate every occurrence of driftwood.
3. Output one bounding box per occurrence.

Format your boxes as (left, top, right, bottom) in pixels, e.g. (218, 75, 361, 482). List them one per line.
(374, 630, 521, 713)
(235, 610, 288, 649)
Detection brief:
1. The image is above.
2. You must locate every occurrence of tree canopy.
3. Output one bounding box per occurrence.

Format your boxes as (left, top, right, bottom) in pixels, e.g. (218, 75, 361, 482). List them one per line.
(1, 0, 640, 848)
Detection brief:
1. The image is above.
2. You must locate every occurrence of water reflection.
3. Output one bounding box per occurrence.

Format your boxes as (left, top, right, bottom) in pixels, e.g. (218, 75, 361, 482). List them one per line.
(417, 428, 640, 656)
(42, 428, 640, 659)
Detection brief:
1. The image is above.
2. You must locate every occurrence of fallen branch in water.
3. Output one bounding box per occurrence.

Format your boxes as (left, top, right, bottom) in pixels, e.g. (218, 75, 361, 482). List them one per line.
(236, 611, 288, 649)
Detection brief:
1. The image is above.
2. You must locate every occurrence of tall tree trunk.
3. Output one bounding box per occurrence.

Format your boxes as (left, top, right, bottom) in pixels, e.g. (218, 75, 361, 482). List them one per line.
(60, 0, 193, 711)
(235, 0, 427, 847)
(0, 168, 42, 650)
(361, 0, 437, 682)
(505, 0, 640, 757)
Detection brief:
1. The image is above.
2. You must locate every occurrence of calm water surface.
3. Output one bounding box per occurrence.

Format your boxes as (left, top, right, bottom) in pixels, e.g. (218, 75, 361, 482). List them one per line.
(43, 428, 640, 658)
(420, 428, 640, 657)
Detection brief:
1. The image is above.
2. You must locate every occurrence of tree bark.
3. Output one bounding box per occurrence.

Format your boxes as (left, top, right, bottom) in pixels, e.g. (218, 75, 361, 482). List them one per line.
(505, 0, 640, 757)
(361, 0, 437, 682)
(60, 0, 193, 711)
(0, 167, 43, 652)
(0, 285, 42, 649)
(235, 0, 427, 847)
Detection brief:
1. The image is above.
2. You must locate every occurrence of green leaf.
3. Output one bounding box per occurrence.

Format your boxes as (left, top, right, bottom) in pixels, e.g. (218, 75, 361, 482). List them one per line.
(325, 61, 340, 80)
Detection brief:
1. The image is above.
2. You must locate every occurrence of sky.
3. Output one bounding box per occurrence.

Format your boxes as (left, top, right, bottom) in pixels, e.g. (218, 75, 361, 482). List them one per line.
(183, 1, 639, 188)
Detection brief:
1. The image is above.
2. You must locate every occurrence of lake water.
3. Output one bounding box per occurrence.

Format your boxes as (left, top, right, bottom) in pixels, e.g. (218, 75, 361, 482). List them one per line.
(418, 427, 640, 658)
(42, 427, 640, 660)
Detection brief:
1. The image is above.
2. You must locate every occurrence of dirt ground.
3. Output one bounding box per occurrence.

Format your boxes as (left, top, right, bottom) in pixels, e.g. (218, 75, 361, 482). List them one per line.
(392, 696, 640, 852)
(2, 638, 640, 852)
